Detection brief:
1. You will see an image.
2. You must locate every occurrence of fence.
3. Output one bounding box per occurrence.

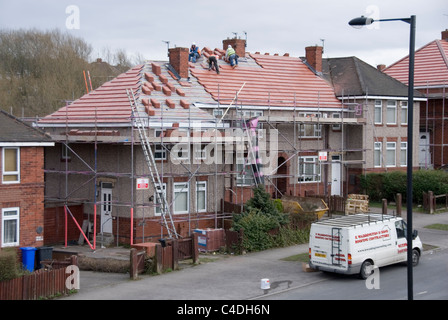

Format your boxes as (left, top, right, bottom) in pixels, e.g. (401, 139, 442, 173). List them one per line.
(0, 256, 77, 300)
(130, 235, 199, 278)
(423, 191, 448, 214)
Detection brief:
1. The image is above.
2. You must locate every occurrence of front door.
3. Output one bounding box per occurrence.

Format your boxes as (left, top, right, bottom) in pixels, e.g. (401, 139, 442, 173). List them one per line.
(419, 132, 431, 168)
(101, 183, 113, 234)
(331, 155, 341, 196)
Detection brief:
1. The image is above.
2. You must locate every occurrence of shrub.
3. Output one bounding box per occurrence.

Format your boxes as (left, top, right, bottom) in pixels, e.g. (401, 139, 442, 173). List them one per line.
(360, 170, 448, 204)
(0, 248, 20, 282)
(231, 185, 308, 252)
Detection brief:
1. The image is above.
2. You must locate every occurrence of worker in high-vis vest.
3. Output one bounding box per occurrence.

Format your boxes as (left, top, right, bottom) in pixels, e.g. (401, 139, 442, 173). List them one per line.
(225, 45, 238, 68)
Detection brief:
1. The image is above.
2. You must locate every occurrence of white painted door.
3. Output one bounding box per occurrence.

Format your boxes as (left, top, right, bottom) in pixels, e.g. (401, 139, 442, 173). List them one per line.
(419, 132, 431, 168)
(101, 184, 113, 234)
(331, 155, 341, 196)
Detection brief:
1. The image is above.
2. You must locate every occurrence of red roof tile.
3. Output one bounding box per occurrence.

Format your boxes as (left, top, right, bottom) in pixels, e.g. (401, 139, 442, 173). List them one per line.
(190, 53, 342, 108)
(39, 65, 143, 124)
(384, 39, 448, 87)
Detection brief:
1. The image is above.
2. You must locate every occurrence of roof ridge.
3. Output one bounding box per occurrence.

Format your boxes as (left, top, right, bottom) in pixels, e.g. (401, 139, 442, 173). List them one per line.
(435, 39, 448, 70)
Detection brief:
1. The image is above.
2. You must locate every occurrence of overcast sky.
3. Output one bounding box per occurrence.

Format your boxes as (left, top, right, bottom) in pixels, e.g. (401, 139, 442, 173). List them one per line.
(1, 0, 447, 67)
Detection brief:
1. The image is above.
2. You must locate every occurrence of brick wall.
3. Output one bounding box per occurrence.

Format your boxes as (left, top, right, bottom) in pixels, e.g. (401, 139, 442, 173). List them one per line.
(0, 147, 45, 248)
(169, 47, 189, 78)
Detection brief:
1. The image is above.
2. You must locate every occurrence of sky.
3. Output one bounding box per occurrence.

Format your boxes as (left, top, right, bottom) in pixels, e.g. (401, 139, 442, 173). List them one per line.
(0, 0, 447, 68)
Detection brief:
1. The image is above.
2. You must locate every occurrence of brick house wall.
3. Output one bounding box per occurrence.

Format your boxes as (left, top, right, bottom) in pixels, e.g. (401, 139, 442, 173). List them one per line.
(0, 146, 46, 248)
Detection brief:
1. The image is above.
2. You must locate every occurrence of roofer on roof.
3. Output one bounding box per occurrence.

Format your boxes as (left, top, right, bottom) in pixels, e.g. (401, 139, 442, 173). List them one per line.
(189, 43, 200, 63)
(225, 45, 238, 68)
(207, 54, 220, 74)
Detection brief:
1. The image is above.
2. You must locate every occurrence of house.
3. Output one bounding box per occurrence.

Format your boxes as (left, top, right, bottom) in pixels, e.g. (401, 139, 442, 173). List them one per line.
(0, 110, 54, 249)
(321, 56, 425, 193)
(383, 29, 448, 169)
(35, 37, 419, 245)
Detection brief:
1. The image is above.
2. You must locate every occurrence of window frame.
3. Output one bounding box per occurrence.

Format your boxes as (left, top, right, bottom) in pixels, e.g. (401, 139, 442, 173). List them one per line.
(173, 182, 189, 214)
(386, 141, 396, 167)
(2, 207, 20, 247)
(374, 100, 382, 124)
(386, 100, 397, 125)
(154, 183, 167, 216)
(401, 101, 408, 125)
(374, 141, 382, 168)
(400, 142, 407, 167)
(298, 156, 321, 183)
(298, 112, 322, 138)
(2, 147, 20, 184)
(196, 181, 207, 213)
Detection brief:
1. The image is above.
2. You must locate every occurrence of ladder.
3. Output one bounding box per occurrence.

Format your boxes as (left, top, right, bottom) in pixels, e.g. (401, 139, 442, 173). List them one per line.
(126, 88, 178, 239)
(331, 227, 342, 265)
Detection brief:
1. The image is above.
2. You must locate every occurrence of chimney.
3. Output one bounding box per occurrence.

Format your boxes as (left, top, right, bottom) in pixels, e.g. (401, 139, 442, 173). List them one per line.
(377, 64, 386, 72)
(442, 29, 448, 41)
(222, 38, 246, 57)
(305, 46, 323, 73)
(168, 47, 189, 78)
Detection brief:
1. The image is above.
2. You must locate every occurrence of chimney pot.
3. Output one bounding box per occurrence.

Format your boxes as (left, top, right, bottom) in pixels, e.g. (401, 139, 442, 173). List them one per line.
(377, 64, 386, 72)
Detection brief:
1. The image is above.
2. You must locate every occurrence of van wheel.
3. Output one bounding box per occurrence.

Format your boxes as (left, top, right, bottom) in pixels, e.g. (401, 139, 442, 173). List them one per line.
(359, 260, 373, 280)
(412, 249, 420, 267)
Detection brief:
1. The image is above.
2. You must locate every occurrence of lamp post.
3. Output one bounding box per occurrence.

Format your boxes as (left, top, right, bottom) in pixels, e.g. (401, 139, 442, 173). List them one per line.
(349, 15, 416, 301)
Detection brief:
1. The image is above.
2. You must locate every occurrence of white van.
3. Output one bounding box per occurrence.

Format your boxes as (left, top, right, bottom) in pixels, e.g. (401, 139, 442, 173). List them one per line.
(308, 213, 423, 279)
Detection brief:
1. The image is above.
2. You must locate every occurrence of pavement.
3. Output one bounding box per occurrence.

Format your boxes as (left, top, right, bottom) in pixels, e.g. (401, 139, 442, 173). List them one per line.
(59, 209, 448, 300)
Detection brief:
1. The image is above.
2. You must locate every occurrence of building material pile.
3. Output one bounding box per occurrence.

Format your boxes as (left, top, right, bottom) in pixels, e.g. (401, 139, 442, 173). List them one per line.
(345, 194, 369, 214)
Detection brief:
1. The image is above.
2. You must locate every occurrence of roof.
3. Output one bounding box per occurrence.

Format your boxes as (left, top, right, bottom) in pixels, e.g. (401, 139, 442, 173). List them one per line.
(0, 110, 54, 145)
(38, 62, 218, 127)
(38, 65, 143, 125)
(191, 52, 342, 108)
(322, 56, 425, 99)
(314, 213, 398, 228)
(384, 39, 448, 88)
(38, 46, 345, 128)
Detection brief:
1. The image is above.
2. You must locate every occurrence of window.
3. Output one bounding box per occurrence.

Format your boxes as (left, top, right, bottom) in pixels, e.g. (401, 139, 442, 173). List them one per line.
(374, 100, 382, 124)
(401, 101, 408, 125)
(2, 147, 20, 183)
(386, 100, 397, 124)
(298, 156, 321, 182)
(236, 110, 264, 118)
(400, 142, 407, 167)
(2, 207, 19, 247)
(386, 142, 396, 167)
(171, 143, 190, 162)
(298, 113, 321, 138)
(194, 144, 207, 161)
(196, 181, 207, 212)
(154, 145, 166, 160)
(62, 144, 71, 161)
(213, 109, 224, 118)
(173, 183, 189, 214)
(332, 112, 341, 130)
(236, 155, 254, 186)
(154, 183, 166, 216)
(395, 220, 407, 238)
(374, 142, 382, 167)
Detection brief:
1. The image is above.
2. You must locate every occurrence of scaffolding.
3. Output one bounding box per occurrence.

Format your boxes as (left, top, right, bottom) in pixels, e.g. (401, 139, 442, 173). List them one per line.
(36, 67, 370, 249)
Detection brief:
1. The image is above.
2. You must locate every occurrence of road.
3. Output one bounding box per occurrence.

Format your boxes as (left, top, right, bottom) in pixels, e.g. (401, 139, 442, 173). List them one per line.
(256, 248, 448, 300)
(61, 210, 448, 301)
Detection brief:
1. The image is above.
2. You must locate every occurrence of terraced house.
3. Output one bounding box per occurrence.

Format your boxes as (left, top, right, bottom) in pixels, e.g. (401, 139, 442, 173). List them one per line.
(0, 111, 54, 248)
(35, 37, 421, 245)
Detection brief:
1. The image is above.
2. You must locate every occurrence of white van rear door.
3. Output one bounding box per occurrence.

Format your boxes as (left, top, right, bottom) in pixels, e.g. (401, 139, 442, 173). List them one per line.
(395, 220, 408, 263)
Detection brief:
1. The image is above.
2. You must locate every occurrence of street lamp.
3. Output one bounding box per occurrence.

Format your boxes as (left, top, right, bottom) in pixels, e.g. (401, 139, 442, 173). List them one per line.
(349, 15, 416, 301)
